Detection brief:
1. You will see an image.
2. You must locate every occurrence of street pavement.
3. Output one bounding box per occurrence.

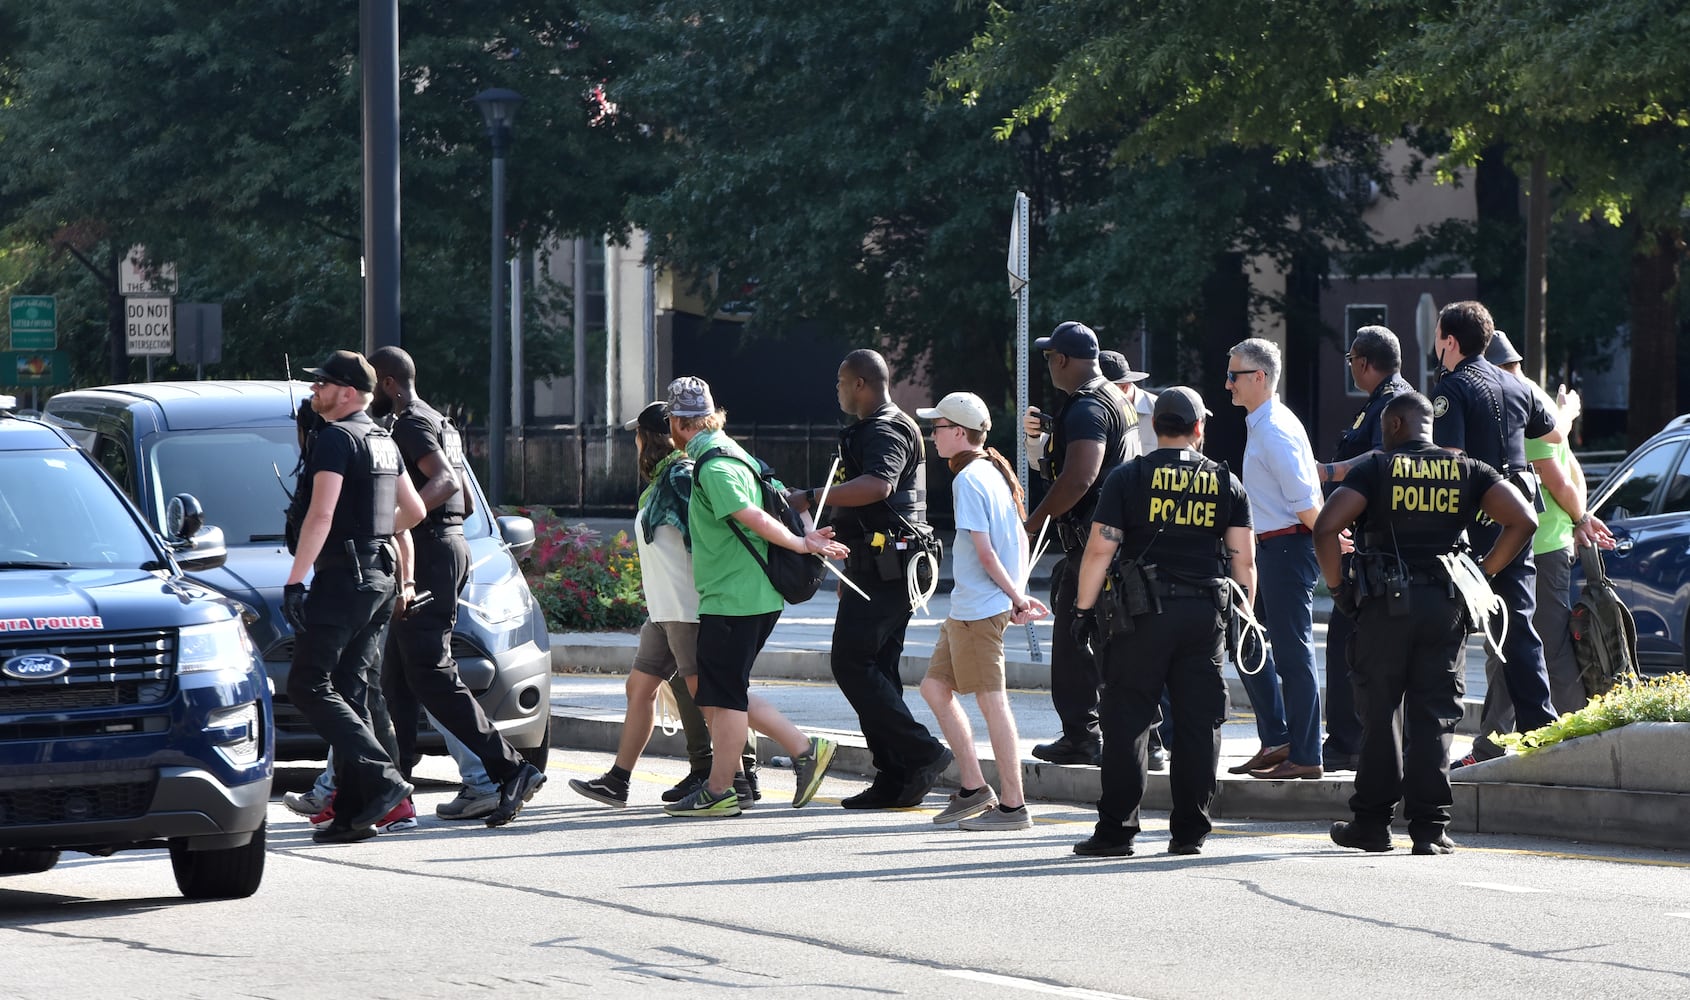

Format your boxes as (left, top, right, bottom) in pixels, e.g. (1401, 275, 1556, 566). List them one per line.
(4, 751, 1686, 1000)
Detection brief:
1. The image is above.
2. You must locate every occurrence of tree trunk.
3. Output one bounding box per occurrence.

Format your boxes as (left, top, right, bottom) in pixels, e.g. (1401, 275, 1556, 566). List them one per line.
(1626, 226, 1683, 448)
(1473, 144, 1525, 336)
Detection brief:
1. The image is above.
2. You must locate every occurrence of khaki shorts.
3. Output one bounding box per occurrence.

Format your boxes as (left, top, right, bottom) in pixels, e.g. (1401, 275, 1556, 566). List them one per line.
(925, 611, 1012, 695)
(631, 619, 700, 680)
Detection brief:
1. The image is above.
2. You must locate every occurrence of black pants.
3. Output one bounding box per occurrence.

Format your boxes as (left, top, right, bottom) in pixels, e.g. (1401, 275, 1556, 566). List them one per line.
(382, 530, 524, 785)
(287, 559, 406, 820)
(1470, 520, 1556, 733)
(1347, 583, 1467, 840)
(1323, 611, 1363, 757)
(1049, 554, 1102, 742)
(830, 572, 943, 785)
(1096, 596, 1227, 846)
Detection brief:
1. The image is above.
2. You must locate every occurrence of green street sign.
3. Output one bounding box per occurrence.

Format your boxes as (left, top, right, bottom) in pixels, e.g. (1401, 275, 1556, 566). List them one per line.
(8, 295, 57, 351)
(2, 350, 70, 387)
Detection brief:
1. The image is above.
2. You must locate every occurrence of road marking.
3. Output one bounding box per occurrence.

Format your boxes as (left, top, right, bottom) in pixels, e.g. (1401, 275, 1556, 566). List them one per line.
(940, 970, 1149, 999)
(1460, 882, 1547, 894)
(1667, 913, 1690, 920)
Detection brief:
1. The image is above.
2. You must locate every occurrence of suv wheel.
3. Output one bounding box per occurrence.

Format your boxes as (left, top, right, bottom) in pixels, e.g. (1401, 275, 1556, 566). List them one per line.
(0, 849, 60, 876)
(169, 822, 266, 899)
(518, 718, 551, 771)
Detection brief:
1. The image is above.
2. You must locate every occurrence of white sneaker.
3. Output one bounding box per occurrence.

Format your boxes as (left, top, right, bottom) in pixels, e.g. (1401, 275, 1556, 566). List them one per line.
(284, 790, 332, 816)
(435, 786, 499, 820)
(932, 787, 998, 825)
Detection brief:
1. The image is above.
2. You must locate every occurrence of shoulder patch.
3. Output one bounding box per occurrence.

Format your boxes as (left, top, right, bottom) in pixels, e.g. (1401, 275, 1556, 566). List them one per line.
(1432, 395, 1450, 418)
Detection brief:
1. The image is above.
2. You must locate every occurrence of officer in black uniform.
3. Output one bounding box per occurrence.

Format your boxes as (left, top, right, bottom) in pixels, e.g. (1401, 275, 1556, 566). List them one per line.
(369, 347, 545, 828)
(1315, 325, 1412, 772)
(283, 350, 427, 844)
(1427, 301, 1569, 743)
(1067, 387, 1253, 857)
(1022, 321, 1138, 765)
(789, 349, 949, 809)
(1316, 391, 1536, 855)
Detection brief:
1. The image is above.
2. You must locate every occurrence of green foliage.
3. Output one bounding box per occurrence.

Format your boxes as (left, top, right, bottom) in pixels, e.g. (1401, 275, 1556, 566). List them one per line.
(1492, 673, 1690, 755)
(518, 511, 645, 633)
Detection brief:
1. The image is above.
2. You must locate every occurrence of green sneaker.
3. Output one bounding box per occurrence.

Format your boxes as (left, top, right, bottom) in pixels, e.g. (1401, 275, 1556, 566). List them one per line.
(663, 784, 741, 818)
(792, 736, 836, 808)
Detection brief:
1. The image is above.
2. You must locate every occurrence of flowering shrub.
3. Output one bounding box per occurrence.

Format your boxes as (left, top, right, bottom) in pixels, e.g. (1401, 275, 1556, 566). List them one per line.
(1493, 672, 1690, 755)
(516, 509, 646, 632)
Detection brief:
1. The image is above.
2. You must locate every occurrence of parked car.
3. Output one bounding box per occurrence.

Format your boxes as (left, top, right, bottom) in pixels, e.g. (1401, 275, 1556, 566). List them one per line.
(44, 381, 552, 766)
(0, 398, 272, 898)
(1580, 414, 1690, 675)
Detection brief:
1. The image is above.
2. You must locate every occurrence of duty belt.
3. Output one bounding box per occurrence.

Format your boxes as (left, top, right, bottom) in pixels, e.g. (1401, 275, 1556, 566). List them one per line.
(416, 521, 465, 537)
(1156, 579, 1218, 599)
(314, 537, 395, 570)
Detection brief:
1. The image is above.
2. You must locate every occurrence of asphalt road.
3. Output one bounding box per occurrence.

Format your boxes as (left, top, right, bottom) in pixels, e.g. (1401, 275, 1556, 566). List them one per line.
(3, 752, 1687, 1000)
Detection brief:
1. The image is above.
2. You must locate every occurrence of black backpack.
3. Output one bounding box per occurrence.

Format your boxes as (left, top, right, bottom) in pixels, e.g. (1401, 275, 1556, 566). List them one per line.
(1570, 542, 1641, 699)
(696, 448, 826, 604)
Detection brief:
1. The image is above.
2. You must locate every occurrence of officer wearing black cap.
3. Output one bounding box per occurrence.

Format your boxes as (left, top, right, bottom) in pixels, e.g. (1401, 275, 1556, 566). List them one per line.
(368, 346, 545, 828)
(1068, 386, 1254, 857)
(1315, 391, 1536, 855)
(1426, 302, 1572, 741)
(1022, 321, 1138, 765)
(284, 349, 428, 844)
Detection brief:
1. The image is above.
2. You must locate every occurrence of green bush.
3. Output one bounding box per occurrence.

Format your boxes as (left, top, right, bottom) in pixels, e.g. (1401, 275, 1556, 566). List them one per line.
(516, 509, 646, 632)
(1492, 673, 1690, 755)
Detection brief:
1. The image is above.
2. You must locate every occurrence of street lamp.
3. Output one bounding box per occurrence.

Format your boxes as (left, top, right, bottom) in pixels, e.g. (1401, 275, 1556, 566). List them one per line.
(473, 87, 521, 505)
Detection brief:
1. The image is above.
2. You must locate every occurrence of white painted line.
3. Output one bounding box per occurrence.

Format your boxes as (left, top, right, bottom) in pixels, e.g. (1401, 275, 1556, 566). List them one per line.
(1667, 912, 1690, 920)
(940, 969, 1150, 999)
(1460, 882, 1547, 894)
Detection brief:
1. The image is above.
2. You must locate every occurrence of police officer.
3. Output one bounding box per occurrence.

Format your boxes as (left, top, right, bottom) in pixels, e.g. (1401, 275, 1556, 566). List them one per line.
(789, 349, 949, 809)
(369, 347, 545, 828)
(1023, 321, 1138, 765)
(1315, 325, 1412, 772)
(1315, 392, 1536, 855)
(283, 350, 427, 844)
(1068, 387, 1253, 857)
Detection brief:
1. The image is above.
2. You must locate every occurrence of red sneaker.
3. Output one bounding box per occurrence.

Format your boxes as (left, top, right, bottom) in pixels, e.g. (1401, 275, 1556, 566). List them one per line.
(376, 796, 418, 834)
(309, 792, 337, 829)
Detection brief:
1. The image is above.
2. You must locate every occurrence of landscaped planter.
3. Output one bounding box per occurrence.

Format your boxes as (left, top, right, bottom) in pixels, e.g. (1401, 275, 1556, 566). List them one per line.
(1453, 721, 1690, 794)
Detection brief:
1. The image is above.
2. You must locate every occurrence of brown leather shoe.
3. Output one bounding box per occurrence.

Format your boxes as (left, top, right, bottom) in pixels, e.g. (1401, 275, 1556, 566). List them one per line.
(1226, 743, 1289, 775)
(1248, 760, 1324, 780)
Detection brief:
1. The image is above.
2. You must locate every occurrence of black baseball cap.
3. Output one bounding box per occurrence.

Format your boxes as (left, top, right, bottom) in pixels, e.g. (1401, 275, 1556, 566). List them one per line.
(302, 350, 377, 392)
(623, 400, 670, 434)
(1034, 321, 1100, 360)
(1153, 386, 1212, 425)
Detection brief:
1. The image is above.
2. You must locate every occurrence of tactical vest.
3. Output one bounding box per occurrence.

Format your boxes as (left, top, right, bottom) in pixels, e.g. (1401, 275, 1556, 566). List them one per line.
(1045, 377, 1130, 533)
(831, 404, 927, 541)
(405, 399, 469, 527)
(1113, 450, 1234, 585)
(319, 413, 402, 546)
(1355, 446, 1477, 573)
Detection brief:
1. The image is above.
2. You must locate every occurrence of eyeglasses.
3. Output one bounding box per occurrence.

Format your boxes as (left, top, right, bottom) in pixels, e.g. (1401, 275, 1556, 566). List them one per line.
(1225, 369, 1260, 383)
(931, 421, 963, 432)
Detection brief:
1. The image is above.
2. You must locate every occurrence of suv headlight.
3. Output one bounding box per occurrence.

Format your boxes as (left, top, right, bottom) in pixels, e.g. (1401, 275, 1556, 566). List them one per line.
(178, 619, 256, 674)
(464, 572, 530, 630)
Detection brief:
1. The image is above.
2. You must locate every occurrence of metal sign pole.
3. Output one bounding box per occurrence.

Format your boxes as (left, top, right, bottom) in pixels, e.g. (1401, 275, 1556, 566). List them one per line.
(1008, 191, 1040, 662)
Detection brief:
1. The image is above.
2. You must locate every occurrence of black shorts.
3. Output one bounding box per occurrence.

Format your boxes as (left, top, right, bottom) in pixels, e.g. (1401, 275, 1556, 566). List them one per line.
(693, 611, 781, 712)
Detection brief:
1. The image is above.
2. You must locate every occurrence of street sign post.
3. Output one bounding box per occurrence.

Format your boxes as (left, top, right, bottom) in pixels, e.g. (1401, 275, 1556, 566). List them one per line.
(8, 295, 57, 351)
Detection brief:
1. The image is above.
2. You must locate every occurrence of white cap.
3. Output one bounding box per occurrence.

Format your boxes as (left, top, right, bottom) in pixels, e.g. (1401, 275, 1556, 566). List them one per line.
(916, 391, 991, 432)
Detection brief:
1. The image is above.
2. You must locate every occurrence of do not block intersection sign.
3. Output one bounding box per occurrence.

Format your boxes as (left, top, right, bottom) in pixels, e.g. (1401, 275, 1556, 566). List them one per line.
(125, 297, 174, 356)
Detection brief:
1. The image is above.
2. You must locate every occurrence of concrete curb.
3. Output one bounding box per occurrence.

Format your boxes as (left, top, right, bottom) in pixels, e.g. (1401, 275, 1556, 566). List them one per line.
(547, 707, 1690, 851)
(550, 636, 1486, 736)
(1452, 722, 1690, 794)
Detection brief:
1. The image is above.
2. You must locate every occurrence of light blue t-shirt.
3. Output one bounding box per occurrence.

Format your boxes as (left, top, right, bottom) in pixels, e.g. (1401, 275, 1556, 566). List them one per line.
(948, 460, 1027, 621)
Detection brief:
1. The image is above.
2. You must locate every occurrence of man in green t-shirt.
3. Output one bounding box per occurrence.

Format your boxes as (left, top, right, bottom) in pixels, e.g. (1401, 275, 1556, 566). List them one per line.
(662, 376, 850, 817)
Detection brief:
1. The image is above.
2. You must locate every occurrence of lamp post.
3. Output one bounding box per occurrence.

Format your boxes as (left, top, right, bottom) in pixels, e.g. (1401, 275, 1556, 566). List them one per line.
(473, 87, 521, 505)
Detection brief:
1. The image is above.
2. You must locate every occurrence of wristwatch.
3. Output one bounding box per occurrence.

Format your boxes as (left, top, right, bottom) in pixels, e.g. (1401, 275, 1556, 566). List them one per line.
(1574, 511, 1592, 527)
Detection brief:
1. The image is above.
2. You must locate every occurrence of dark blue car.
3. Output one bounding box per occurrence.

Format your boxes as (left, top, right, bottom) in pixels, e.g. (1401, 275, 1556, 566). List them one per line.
(1585, 414, 1690, 675)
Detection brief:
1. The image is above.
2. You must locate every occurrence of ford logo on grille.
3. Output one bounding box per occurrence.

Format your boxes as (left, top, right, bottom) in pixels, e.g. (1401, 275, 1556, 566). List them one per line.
(2, 654, 71, 681)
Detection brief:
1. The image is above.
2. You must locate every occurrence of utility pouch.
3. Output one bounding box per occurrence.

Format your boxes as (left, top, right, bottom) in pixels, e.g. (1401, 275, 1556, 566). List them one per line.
(1096, 571, 1136, 640)
(1383, 565, 1412, 618)
(1055, 520, 1085, 554)
(870, 533, 902, 582)
(1509, 468, 1546, 514)
(1340, 553, 1369, 609)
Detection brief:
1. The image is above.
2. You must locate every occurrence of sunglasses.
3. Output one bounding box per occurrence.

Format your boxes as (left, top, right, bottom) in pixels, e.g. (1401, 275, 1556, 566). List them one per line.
(931, 421, 963, 432)
(1225, 369, 1260, 383)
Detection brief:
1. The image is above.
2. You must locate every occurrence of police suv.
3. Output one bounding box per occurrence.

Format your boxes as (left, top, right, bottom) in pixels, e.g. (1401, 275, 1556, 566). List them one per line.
(43, 381, 553, 766)
(0, 396, 271, 899)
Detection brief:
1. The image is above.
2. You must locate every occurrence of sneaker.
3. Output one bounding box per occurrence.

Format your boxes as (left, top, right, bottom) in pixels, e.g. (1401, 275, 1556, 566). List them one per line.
(791, 737, 837, 808)
(486, 763, 546, 828)
(740, 754, 763, 802)
(376, 797, 419, 834)
(568, 773, 630, 808)
(662, 769, 709, 804)
(309, 793, 336, 830)
(1148, 746, 1169, 772)
(1451, 752, 1482, 769)
(932, 787, 998, 825)
(312, 823, 377, 845)
(663, 783, 741, 818)
(732, 771, 757, 810)
(436, 786, 499, 820)
(1329, 821, 1393, 853)
(1412, 832, 1457, 855)
(284, 789, 333, 816)
(958, 805, 1032, 831)
(1032, 735, 1101, 766)
(343, 780, 415, 831)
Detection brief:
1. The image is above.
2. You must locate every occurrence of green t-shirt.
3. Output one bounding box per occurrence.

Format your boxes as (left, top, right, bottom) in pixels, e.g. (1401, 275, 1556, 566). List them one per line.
(1525, 434, 1574, 556)
(685, 429, 786, 616)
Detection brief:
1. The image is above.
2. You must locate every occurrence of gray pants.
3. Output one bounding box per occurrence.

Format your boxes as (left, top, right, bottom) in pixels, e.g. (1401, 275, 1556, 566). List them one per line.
(1472, 545, 1588, 755)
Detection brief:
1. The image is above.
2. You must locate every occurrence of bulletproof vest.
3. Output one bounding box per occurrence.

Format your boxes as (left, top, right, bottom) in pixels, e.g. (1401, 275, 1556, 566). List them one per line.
(406, 398, 468, 526)
(831, 404, 927, 541)
(1334, 374, 1409, 463)
(1045, 377, 1130, 529)
(1356, 446, 1477, 571)
(319, 412, 402, 546)
(1114, 450, 1233, 584)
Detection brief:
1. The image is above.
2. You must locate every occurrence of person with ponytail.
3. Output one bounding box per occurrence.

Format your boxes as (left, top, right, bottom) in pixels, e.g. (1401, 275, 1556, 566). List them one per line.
(915, 392, 1049, 830)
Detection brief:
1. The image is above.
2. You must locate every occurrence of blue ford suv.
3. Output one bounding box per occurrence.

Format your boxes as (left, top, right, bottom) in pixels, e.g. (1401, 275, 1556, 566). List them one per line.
(44, 381, 552, 765)
(0, 400, 271, 898)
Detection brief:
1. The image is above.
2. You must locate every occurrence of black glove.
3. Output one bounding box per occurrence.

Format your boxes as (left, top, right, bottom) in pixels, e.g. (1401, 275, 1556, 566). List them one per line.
(1332, 580, 1359, 620)
(282, 582, 309, 633)
(1070, 607, 1100, 657)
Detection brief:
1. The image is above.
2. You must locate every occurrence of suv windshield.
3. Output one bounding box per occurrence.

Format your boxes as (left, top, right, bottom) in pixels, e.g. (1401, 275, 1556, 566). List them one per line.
(0, 450, 159, 567)
(147, 426, 491, 544)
